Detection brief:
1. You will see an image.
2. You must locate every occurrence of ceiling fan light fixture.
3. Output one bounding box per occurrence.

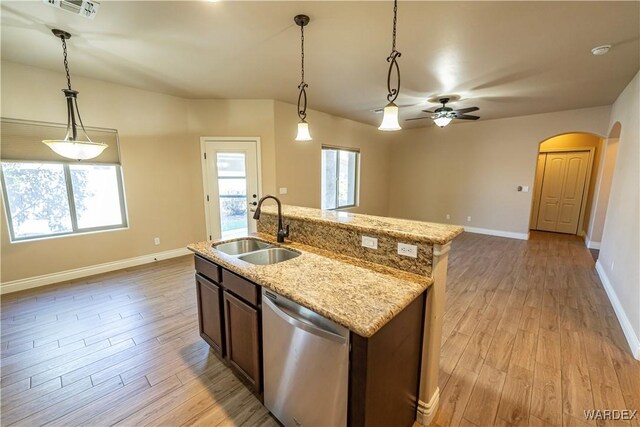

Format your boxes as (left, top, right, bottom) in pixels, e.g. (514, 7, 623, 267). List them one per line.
(43, 29, 107, 161)
(433, 116, 453, 128)
(378, 102, 401, 131)
(295, 120, 312, 141)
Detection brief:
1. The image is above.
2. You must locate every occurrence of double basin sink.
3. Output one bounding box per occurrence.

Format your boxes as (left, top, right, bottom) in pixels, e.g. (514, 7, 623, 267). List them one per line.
(213, 238, 300, 265)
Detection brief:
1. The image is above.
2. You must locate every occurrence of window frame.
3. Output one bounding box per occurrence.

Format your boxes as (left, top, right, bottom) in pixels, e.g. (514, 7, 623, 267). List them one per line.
(0, 160, 129, 243)
(321, 145, 360, 210)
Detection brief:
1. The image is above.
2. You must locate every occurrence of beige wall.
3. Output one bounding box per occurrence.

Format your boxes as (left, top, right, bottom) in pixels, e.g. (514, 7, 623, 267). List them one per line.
(588, 136, 619, 243)
(273, 101, 392, 216)
(536, 133, 603, 235)
(1, 62, 390, 284)
(387, 106, 611, 236)
(1, 61, 200, 283)
(597, 71, 639, 355)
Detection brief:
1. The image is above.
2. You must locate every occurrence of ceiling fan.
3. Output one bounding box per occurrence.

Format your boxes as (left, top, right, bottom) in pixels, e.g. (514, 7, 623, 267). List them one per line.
(406, 97, 480, 127)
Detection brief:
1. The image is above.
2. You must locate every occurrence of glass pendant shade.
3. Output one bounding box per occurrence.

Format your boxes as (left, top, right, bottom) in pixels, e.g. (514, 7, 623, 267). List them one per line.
(43, 140, 108, 160)
(433, 116, 453, 128)
(378, 103, 401, 131)
(295, 120, 312, 141)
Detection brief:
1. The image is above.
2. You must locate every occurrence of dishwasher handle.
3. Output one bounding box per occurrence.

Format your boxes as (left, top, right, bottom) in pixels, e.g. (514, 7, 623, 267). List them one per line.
(263, 296, 347, 344)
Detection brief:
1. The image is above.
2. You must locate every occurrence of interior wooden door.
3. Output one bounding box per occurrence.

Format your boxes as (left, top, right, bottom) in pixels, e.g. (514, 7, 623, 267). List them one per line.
(556, 151, 590, 233)
(535, 151, 590, 234)
(536, 153, 567, 232)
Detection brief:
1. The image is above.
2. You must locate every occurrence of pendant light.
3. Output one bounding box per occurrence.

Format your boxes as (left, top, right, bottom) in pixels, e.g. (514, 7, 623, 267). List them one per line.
(42, 29, 107, 161)
(294, 14, 312, 141)
(378, 0, 402, 131)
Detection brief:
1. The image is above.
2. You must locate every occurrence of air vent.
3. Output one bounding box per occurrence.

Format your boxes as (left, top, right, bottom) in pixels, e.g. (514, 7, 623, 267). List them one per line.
(42, 0, 100, 20)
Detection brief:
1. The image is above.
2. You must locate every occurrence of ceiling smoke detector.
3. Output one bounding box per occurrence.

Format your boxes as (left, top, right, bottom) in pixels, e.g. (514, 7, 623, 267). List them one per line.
(42, 0, 100, 20)
(591, 45, 611, 56)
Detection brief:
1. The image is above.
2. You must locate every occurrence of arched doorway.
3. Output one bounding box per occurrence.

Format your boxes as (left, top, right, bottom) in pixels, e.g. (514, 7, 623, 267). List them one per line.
(529, 133, 604, 238)
(586, 122, 621, 252)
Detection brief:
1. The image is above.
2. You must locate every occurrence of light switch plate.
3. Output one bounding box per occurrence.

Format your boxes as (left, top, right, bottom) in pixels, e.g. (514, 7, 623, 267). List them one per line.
(397, 243, 417, 258)
(362, 236, 378, 249)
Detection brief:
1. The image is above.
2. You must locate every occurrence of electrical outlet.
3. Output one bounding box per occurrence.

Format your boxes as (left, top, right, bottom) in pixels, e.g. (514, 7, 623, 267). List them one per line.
(279, 187, 288, 195)
(154, 237, 160, 246)
(361, 236, 378, 249)
(397, 243, 418, 258)
(446, 213, 451, 220)
(467, 216, 472, 222)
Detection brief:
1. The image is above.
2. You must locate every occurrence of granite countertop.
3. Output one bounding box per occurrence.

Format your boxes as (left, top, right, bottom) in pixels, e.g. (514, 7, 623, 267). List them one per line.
(188, 233, 432, 338)
(259, 205, 463, 245)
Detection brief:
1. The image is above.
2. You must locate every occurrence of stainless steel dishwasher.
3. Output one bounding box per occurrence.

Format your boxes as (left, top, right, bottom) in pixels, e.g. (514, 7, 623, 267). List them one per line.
(262, 288, 349, 427)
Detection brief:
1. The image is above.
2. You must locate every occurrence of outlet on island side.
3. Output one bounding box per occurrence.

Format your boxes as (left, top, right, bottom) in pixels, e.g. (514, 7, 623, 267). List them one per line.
(397, 243, 417, 258)
(361, 236, 378, 249)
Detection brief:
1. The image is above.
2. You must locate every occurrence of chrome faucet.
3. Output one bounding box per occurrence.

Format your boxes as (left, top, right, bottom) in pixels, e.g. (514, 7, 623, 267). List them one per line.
(253, 195, 290, 243)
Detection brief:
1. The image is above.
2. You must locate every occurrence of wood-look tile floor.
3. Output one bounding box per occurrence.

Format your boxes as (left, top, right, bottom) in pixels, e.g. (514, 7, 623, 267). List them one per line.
(0, 231, 637, 426)
(430, 231, 639, 427)
(0, 256, 278, 427)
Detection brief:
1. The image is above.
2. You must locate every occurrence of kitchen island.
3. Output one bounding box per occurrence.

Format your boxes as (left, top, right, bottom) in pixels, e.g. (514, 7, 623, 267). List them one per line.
(188, 205, 462, 426)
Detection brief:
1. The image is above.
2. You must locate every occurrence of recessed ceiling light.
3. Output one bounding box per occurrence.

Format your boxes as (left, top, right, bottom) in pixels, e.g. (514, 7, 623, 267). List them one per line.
(591, 45, 611, 56)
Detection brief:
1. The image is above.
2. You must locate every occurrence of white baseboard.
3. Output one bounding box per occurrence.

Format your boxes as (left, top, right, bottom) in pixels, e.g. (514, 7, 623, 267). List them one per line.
(0, 247, 192, 295)
(595, 260, 640, 360)
(584, 235, 601, 249)
(463, 226, 530, 241)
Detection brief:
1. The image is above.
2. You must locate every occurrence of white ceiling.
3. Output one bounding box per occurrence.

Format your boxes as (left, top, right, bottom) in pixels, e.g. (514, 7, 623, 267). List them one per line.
(1, 1, 639, 127)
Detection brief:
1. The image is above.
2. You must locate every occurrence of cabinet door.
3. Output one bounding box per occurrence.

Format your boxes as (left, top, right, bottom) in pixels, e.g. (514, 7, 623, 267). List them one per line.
(223, 290, 261, 391)
(196, 274, 224, 355)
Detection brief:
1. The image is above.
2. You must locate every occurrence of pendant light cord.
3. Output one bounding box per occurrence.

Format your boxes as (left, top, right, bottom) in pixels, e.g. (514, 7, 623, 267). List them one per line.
(391, 0, 397, 53)
(60, 36, 72, 91)
(297, 20, 308, 121)
(300, 24, 305, 85)
(385, 0, 401, 103)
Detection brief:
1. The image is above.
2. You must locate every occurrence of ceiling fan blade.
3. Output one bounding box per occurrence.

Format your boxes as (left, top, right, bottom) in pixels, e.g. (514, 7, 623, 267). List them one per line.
(456, 115, 480, 120)
(405, 117, 431, 121)
(454, 107, 479, 114)
(421, 110, 436, 114)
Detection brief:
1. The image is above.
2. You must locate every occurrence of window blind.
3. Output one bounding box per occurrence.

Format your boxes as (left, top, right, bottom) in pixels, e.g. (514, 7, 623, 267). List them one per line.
(0, 118, 120, 164)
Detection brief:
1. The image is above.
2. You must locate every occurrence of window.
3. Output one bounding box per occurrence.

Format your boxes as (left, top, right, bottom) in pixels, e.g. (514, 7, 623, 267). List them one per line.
(1, 162, 127, 241)
(321, 147, 359, 210)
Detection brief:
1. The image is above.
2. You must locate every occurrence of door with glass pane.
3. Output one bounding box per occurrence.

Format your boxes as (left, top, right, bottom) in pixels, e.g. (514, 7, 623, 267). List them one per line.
(203, 140, 260, 240)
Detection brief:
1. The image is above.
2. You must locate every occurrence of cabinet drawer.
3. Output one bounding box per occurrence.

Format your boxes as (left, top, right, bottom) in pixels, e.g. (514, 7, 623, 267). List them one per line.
(194, 255, 221, 283)
(222, 269, 258, 306)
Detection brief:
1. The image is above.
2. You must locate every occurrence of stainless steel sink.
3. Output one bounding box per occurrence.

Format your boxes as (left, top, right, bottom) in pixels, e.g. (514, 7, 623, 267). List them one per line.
(213, 239, 272, 255)
(238, 248, 301, 265)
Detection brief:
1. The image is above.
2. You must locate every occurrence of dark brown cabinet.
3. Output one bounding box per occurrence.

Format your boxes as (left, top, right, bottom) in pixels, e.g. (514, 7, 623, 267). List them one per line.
(194, 255, 262, 394)
(195, 273, 224, 355)
(223, 290, 261, 390)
